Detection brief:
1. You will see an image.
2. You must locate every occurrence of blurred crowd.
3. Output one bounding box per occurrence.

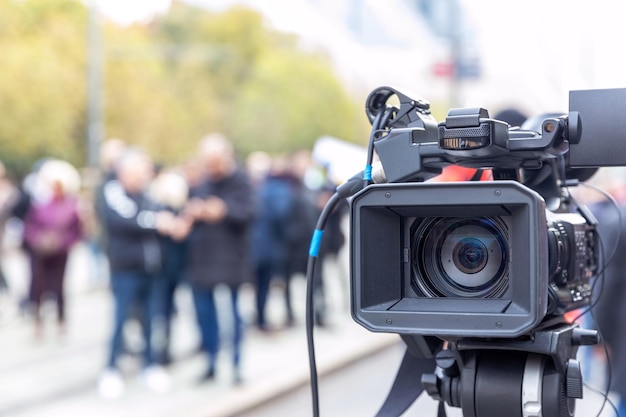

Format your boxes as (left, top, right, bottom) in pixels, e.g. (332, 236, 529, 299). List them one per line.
(0, 133, 346, 399)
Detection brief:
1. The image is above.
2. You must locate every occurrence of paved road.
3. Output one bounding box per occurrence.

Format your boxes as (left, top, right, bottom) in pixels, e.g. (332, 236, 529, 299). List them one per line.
(236, 341, 619, 417)
(0, 243, 398, 417)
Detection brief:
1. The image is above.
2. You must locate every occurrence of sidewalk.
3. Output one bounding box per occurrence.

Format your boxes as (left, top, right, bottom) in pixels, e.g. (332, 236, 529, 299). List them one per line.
(0, 243, 398, 417)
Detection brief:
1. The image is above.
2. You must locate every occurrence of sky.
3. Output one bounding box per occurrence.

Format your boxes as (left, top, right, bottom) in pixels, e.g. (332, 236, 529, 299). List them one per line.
(458, 0, 626, 113)
(93, 0, 626, 116)
(93, 0, 171, 25)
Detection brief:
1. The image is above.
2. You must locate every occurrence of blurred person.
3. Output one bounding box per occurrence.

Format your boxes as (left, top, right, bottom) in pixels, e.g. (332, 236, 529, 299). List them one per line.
(12, 159, 52, 222)
(0, 161, 19, 292)
(147, 168, 190, 365)
(92, 138, 128, 282)
(181, 157, 205, 191)
(10, 160, 51, 314)
(22, 159, 82, 337)
(97, 148, 187, 398)
(184, 133, 255, 385)
(245, 151, 272, 187)
(249, 154, 295, 331)
(283, 150, 319, 325)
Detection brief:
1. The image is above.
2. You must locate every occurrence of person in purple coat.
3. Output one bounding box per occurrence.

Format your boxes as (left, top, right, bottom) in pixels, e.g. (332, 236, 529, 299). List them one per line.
(22, 159, 82, 338)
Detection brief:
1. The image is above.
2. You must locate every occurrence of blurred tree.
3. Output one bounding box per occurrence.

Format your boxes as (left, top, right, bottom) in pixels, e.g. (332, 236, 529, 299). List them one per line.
(121, 3, 369, 159)
(232, 50, 364, 154)
(0, 0, 87, 176)
(0, 0, 367, 174)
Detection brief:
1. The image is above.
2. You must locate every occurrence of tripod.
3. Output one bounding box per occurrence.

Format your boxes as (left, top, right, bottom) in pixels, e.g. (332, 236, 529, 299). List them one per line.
(418, 321, 599, 417)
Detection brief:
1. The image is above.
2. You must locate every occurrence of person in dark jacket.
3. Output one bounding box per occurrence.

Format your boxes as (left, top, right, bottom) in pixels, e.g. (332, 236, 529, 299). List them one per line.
(91, 138, 128, 284)
(250, 156, 296, 331)
(183, 133, 255, 385)
(97, 148, 188, 399)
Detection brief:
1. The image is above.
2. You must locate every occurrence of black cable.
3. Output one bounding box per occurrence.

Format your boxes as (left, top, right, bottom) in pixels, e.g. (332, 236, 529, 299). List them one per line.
(585, 381, 618, 417)
(306, 192, 344, 417)
(364, 108, 386, 185)
(563, 182, 619, 416)
(570, 182, 621, 326)
(564, 220, 614, 417)
(582, 235, 612, 417)
(568, 181, 620, 323)
(307, 106, 389, 414)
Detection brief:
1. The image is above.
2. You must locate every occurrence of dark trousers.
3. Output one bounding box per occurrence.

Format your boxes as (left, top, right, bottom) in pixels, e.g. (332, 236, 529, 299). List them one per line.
(256, 261, 294, 327)
(283, 267, 295, 323)
(192, 285, 243, 370)
(29, 251, 69, 323)
(107, 270, 162, 369)
(255, 262, 272, 328)
(157, 239, 186, 363)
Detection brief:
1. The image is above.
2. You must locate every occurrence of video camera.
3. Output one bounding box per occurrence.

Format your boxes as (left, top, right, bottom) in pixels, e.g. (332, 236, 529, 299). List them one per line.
(347, 87, 626, 416)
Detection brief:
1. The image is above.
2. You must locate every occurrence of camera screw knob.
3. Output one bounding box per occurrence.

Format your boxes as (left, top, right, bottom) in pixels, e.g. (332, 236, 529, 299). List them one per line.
(565, 359, 583, 399)
(571, 328, 599, 346)
(421, 373, 442, 400)
(435, 350, 459, 377)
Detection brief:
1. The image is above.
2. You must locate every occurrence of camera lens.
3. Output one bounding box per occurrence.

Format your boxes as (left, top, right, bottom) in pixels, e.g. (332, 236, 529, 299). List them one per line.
(412, 217, 509, 298)
(453, 238, 488, 274)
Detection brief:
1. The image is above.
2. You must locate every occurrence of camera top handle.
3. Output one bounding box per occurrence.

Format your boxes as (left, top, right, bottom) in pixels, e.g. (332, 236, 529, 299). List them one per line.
(366, 86, 582, 186)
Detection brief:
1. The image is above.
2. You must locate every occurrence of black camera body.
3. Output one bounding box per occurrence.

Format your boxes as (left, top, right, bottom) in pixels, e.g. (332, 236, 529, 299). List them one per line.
(341, 87, 626, 417)
(350, 87, 626, 340)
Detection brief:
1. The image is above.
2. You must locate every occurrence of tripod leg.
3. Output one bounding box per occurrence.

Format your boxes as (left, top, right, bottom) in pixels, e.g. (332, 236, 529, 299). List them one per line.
(374, 346, 437, 417)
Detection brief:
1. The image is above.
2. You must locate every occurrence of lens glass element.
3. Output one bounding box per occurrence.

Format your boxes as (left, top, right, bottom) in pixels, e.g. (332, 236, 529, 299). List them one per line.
(412, 217, 509, 298)
(452, 237, 488, 273)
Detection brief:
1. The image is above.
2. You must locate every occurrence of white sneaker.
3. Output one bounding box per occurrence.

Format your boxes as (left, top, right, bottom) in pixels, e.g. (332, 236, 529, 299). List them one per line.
(98, 369, 125, 399)
(143, 365, 171, 393)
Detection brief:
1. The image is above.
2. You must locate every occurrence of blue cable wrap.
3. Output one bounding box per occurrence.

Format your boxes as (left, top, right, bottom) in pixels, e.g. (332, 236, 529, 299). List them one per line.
(363, 164, 373, 181)
(309, 229, 324, 257)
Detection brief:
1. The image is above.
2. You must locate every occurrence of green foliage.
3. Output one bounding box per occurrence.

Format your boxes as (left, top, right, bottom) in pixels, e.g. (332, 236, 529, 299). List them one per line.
(232, 50, 365, 154)
(0, 0, 87, 174)
(0, 0, 368, 173)
(145, 3, 369, 158)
